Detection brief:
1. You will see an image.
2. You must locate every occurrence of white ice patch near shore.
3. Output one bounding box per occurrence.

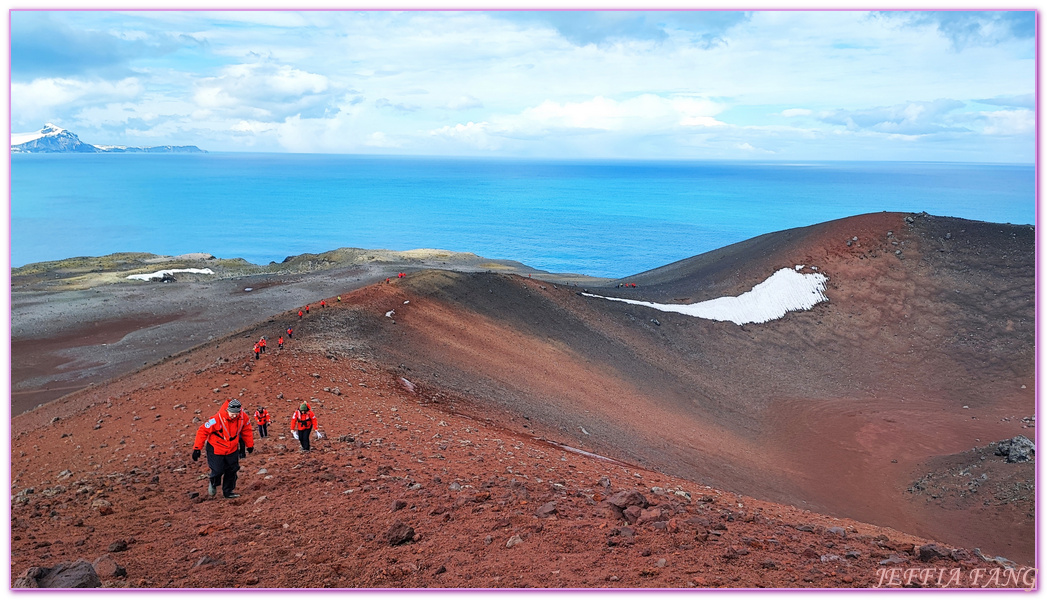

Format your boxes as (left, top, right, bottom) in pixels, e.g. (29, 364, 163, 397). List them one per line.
(127, 268, 215, 281)
(583, 267, 829, 326)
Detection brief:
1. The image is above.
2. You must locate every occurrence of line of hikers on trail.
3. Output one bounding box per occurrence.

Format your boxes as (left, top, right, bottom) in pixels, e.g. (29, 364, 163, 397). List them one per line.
(255, 295, 348, 359)
(192, 398, 322, 499)
(207, 295, 352, 499)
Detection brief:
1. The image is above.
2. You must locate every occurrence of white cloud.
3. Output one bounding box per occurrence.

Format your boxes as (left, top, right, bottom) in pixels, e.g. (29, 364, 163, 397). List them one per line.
(231, 120, 278, 134)
(434, 94, 725, 145)
(12, 77, 142, 126)
(430, 121, 500, 150)
(9, 10, 1033, 161)
(981, 109, 1034, 136)
(364, 132, 401, 148)
(192, 62, 331, 120)
(446, 95, 484, 110)
(736, 142, 775, 154)
(817, 99, 969, 136)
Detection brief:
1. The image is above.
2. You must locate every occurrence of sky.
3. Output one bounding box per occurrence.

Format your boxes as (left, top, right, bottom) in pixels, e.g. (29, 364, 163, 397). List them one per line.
(7, 8, 1037, 162)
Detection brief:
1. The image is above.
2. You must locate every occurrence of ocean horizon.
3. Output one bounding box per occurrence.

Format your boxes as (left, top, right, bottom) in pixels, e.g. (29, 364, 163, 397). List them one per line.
(10, 153, 1035, 279)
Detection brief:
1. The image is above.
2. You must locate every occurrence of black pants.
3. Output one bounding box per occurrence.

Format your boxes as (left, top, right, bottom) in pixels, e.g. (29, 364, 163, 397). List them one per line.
(206, 443, 241, 497)
(298, 427, 312, 451)
(258, 423, 268, 438)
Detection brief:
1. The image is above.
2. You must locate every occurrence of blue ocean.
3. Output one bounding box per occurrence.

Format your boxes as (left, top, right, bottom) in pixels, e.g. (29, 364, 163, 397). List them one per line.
(9, 154, 1035, 278)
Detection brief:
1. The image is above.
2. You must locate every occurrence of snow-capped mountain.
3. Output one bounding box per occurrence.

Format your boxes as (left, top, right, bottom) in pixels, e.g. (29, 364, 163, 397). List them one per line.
(11, 124, 205, 153)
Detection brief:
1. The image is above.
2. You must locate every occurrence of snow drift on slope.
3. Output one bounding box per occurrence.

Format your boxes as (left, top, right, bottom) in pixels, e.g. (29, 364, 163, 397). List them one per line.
(584, 267, 829, 325)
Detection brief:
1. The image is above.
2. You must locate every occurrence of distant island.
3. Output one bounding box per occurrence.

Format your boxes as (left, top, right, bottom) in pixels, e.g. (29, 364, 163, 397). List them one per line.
(11, 123, 205, 153)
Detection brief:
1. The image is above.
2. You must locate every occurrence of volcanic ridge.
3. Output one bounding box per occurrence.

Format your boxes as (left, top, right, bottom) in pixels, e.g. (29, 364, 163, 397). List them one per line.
(10, 212, 1035, 589)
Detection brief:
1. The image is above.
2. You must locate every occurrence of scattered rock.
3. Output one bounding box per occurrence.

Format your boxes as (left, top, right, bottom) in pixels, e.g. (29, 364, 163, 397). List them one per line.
(384, 520, 415, 546)
(605, 489, 648, 509)
(392, 499, 408, 512)
(623, 505, 642, 524)
(107, 540, 128, 553)
(91, 499, 114, 516)
(918, 544, 952, 562)
(192, 555, 221, 569)
(597, 501, 625, 521)
(505, 534, 524, 548)
(636, 507, 666, 526)
(535, 501, 557, 518)
(879, 554, 908, 566)
(91, 554, 127, 578)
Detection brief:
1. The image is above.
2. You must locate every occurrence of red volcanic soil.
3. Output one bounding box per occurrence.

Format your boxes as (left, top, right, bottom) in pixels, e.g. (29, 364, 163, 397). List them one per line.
(8, 330, 1031, 590)
(9, 213, 1036, 588)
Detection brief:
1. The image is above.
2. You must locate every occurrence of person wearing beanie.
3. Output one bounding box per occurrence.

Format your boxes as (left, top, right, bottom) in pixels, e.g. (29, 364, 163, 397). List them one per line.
(291, 402, 319, 452)
(192, 398, 254, 498)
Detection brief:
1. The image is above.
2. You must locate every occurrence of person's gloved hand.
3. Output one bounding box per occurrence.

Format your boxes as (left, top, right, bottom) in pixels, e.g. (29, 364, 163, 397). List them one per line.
(247, 446, 254, 454)
(191, 449, 200, 462)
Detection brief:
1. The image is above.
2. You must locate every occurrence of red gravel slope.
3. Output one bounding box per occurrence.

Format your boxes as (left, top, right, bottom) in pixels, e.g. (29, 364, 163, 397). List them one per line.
(10, 212, 1035, 587)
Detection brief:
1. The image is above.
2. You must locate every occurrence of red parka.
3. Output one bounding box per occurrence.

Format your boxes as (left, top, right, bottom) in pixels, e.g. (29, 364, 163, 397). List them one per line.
(291, 405, 318, 432)
(194, 400, 255, 456)
(254, 408, 271, 426)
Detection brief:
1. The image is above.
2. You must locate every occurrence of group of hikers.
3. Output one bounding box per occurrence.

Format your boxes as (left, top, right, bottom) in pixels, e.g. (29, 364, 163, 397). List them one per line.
(198, 279, 420, 499)
(296, 295, 341, 320)
(197, 299, 339, 499)
(255, 296, 344, 358)
(191, 398, 322, 499)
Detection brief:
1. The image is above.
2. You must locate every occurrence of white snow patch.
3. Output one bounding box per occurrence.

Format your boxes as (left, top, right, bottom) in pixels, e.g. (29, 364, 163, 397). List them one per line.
(584, 267, 829, 326)
(126, 268, 215, 281)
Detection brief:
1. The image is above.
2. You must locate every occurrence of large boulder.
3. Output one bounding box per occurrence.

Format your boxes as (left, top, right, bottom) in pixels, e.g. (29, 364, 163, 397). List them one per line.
(996, 436, 1035, 463)
(13, 560, 101, 588)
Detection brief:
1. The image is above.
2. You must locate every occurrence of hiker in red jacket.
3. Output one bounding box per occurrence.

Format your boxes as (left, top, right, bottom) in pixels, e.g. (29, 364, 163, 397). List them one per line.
(291, 402, 319, 452)
(286, 327, 293, 339)
(320, 299, 326, 308)
(192, 399, 254, 498)
(259, 337, 267, 353)
(277, 335, 284, 350)
(254, 406, 271, 438)
(253, 343, 261, 360)
(298, 310, 303, 319)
